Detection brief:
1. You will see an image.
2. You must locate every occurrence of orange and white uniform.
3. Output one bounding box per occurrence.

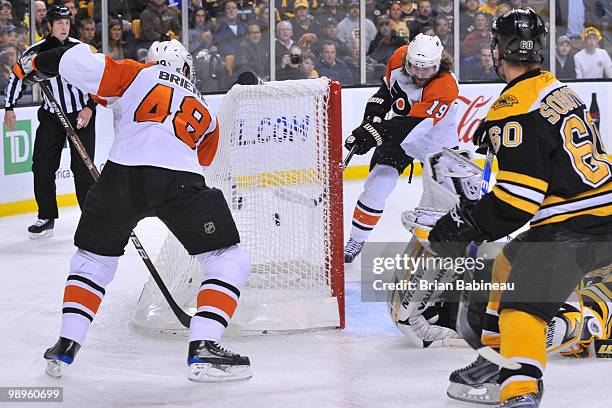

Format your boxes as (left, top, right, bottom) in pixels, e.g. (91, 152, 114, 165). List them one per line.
(348, 45, 459, 243)
(58, 43, 218, 175)
(383, 44, 459, 162)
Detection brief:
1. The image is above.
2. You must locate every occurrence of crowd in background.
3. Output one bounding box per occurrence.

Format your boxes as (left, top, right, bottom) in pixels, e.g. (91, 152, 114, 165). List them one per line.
(1, 0, 612, 99)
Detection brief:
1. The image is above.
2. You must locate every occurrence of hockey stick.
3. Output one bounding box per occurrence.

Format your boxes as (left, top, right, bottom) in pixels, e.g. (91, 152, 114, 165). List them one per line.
(273, 144, 358, 208)
(39, 82, 192, 328)
(448, 147, 520, 370)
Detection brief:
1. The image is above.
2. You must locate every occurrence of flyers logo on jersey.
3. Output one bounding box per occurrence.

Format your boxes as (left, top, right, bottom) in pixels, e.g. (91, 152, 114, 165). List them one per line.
(491, 95, 519, 110)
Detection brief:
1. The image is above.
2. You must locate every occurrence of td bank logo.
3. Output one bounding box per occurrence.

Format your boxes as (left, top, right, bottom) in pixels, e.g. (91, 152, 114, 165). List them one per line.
(3, 120, 33, 175)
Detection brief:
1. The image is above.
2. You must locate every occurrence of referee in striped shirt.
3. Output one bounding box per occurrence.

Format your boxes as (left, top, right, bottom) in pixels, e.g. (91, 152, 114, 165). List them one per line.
(3, 5, 97, 239)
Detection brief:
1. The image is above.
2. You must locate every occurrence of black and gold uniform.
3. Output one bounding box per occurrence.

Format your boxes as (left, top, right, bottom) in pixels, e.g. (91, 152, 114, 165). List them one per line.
(430, 8, 612, 406)
(472, 70, 612, 237)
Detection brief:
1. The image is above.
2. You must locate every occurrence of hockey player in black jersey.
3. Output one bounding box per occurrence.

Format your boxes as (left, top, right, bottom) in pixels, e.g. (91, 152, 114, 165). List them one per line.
(428, 8, 612, 407)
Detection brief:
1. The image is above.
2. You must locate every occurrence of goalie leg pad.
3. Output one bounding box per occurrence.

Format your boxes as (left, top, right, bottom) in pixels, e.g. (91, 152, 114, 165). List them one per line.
(190, 245, 251, 343)
(60, 249, 119, 345)
(369, 144, 414, 175)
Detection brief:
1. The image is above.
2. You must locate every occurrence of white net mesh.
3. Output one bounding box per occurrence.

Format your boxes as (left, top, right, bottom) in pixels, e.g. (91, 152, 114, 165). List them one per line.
(132, 78, 342, 335)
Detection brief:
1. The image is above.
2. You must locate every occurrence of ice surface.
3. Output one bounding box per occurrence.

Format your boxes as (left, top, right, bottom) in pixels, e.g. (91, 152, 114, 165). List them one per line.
(0, 178, 607, 408)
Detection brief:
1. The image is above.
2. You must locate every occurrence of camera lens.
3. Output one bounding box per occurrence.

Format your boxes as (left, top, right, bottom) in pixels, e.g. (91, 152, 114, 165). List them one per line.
(290, 53, 302, 65)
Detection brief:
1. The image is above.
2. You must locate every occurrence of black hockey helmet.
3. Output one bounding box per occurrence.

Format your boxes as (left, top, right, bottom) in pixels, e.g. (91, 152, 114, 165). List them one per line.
(491, 7, 547, 64)
(44, 5, 71, 23)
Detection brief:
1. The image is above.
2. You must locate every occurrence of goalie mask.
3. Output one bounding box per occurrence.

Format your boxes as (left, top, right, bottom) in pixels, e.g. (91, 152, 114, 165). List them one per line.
(405, 34, 444, 85)
(147, 39, 195, 82)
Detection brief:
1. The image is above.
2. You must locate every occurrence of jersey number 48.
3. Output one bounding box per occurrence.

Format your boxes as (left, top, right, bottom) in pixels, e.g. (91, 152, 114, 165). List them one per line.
(133, 84, 211, 149)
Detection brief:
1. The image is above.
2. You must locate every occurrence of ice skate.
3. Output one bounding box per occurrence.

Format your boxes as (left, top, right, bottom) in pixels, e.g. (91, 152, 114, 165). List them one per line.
(28, 219, 54, 239)
(187, 340, 252, 383)
(447, 355, 499, 405)
(501, 382, 543, 408)
(344, 238, 364, 263)
(500, 393, 542, 407)
(44, 337, 81, 378)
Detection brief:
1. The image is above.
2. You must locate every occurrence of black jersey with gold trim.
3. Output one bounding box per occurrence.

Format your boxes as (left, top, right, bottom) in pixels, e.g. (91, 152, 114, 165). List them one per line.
(470, 70, 612, 239)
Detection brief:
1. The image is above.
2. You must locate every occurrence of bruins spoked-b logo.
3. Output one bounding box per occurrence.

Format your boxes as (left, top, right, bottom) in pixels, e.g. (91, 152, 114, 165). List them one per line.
(492, 94, 519, 110)
(203, 221, 216, 235)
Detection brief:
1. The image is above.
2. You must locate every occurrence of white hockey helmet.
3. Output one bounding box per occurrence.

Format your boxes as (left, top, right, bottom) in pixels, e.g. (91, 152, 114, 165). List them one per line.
(405, 33, 444, 82)
(147, 39, 195, 82)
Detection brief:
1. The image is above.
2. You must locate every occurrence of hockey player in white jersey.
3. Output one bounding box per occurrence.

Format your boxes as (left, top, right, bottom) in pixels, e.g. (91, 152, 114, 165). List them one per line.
(343, 34, 460, 263)
(18, 39, 252, 382)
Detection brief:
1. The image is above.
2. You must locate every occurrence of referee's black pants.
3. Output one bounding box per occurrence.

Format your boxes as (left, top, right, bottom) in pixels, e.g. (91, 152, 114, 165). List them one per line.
(32, 108, 96, 220)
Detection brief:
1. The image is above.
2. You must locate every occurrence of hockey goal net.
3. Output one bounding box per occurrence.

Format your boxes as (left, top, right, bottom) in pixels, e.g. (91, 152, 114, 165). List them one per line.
(131, 78, 344, 335)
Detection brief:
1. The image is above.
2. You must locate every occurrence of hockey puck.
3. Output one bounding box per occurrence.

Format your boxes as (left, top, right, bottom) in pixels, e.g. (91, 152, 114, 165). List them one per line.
(274, 213, 281, 226)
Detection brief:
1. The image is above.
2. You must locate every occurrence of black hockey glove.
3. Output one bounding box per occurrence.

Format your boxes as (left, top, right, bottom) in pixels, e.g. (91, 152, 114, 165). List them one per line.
(345, 121, 388, 155)
(363, 96, 387, 124)
(428, 203, 489, 259)
(472, 120, 492, 155)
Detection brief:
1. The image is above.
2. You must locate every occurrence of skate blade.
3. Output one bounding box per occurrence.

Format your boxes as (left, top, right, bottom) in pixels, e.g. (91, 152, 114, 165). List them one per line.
(188, 363, 252, 383)
(29, 230, 54, 240)
(447, 382, 499, 405)
(45, 360, 66, 378)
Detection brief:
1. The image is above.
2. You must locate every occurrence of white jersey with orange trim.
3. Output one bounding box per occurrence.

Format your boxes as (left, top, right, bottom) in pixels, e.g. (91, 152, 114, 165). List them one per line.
(383, 45, 459, 162)
(58, 43, 219, 175)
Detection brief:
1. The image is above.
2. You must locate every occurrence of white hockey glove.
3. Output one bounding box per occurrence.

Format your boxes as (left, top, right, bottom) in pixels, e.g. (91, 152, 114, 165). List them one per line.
(407, 312, 459, 342)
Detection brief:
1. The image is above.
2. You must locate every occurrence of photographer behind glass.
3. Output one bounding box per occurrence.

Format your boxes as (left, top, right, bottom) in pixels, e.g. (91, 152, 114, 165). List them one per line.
(277, 44, 307, 80)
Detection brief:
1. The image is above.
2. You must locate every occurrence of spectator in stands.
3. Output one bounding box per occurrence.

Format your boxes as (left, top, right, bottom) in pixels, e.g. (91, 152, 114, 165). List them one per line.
(407, 0, 434, 40)
(275, 20, 294, 67)
(0, 0, 13, 29)
(315, 40, 353, 84)
(388, 1, 410, 42)
(337, 1, 376, 50)
(0, 44, 17, 89)
(189, 0, 218, 19)
(78, 18, 96, 47)
(368, 14, 405, 64)
(556, 0, 606, 39)
(314, 0, 343, 27)
(33, 1, 46, 42)
(508, 0, 524, 9)
(291, 0, 321, 41)
(460, 0, 479, 40)
(213, 0, 247, 56)
(461, 11, 490, 60)
(479, 0, 500, 16)
(344, 36, 386, 84)
(2, 24, 17, 48)
(277, 44, 308, 80)
(140, 0, 181, 47)
(575, 27, 612, 78)
(463, 43, 497, 81)
(312, 17, 349, 58)
(421, 25, 434, 36)
(15, 25, 28, 53)
(104, 19, 125, 60)
(556, 35, 576, 79)
(94, 0, 132, 23)
(61, 0, 79, 38)
(495, 3, 511, 17)
(297, 32, 318, 55)
(188, 6, 213, 54)
(302, 50, 319, 78)
(236, 22, 269, 80)
(434, 0, 454, 28)
(400, 0, 418, 20)
(435, 16, 453, 60)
